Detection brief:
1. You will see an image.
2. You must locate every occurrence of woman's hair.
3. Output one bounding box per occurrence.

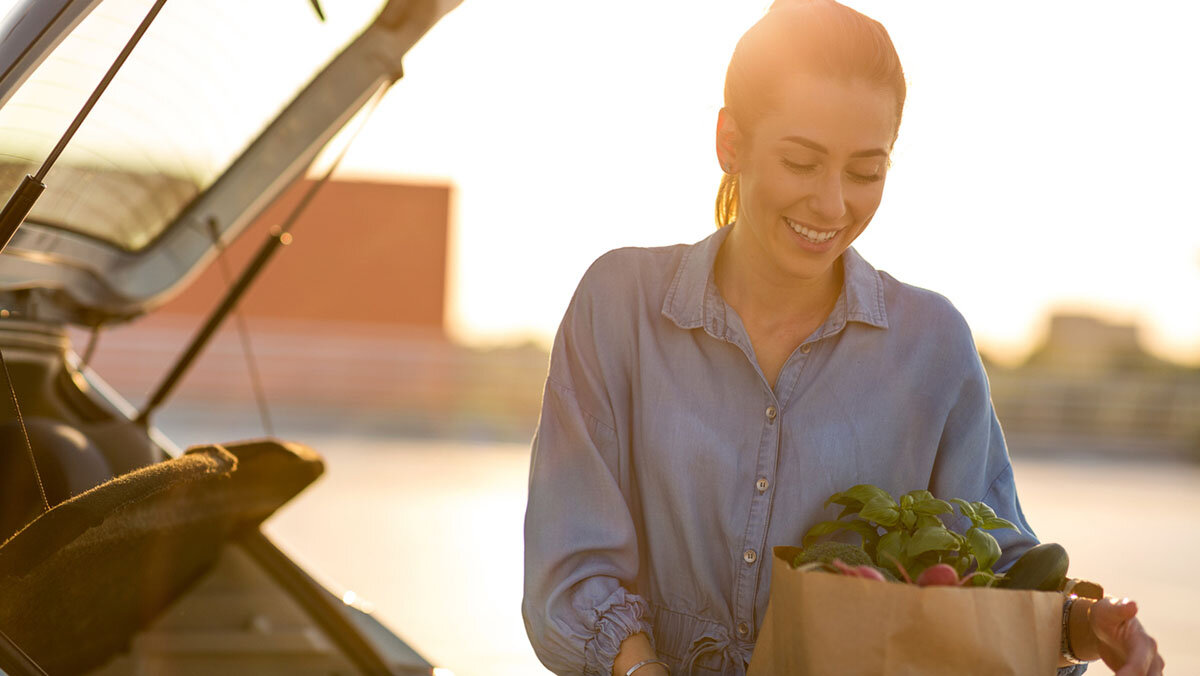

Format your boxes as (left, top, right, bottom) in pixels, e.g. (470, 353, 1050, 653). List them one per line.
(715, 0, 906, 228)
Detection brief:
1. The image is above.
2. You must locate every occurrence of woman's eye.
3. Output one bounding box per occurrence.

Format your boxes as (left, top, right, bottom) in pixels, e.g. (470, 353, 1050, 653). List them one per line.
(847, 171, 883, 184)
(781, 159, 817, 174)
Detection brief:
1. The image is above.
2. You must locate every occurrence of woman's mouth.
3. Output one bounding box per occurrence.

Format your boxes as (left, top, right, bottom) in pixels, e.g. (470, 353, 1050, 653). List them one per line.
(783, 217, 840, 245)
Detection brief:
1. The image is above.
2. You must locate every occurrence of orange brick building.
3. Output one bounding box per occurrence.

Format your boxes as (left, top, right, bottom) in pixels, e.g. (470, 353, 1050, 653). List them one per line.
(160, 177, 452, 329)
(82, 177, 460, 416)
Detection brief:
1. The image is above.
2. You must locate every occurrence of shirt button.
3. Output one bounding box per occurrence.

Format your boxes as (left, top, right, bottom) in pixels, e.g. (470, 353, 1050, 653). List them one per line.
(743, 549, 758, 564)
(765, 406, 777, 421)
(737, 622, 749, 636)
(756, 478, 769, 492)
(800, 343, 812, 354)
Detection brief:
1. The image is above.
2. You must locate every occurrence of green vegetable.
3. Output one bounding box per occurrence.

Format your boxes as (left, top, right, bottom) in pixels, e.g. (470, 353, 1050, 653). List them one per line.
(792, 542, 897, 582)
(998, 542, 1069, 591)
(802, 484, 1020, 586)
(792, 541, 873, 568)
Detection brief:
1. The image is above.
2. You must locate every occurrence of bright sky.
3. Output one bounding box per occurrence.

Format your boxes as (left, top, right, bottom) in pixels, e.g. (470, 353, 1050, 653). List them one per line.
(8, 0, 1194, 362)
(327, 0, 1200, 365)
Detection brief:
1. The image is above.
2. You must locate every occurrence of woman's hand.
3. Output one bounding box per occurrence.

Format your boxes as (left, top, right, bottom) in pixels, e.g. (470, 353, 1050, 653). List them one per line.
(1085, 597, 1165, 676)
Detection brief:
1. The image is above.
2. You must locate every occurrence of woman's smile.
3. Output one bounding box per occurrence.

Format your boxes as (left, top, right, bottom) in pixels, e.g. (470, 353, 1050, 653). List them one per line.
(783, 216, 841, 250)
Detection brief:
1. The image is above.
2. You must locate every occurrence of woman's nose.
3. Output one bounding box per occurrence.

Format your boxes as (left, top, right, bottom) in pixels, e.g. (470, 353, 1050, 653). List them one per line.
(809, 173, 847, 222)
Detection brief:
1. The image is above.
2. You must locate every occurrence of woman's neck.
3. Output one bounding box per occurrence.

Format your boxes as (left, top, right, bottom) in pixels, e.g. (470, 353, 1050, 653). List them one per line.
(713, 223, 843, 332)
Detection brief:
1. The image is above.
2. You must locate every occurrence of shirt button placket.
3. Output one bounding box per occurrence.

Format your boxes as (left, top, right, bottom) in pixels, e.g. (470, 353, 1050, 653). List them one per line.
(739, 397, 776, 645)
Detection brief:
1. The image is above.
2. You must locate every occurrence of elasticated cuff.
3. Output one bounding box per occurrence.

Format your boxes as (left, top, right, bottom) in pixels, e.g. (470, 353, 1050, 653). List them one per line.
(582, 586, 656, 675)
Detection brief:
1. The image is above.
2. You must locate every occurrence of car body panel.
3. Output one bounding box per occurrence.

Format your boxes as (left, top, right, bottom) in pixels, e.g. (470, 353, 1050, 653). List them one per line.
(0, 0, 461, 325)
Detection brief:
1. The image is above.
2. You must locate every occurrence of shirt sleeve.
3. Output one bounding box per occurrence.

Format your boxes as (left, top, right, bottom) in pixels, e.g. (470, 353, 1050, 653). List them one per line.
(522, 264, 654, 676)
(928, 311, 1040, 573)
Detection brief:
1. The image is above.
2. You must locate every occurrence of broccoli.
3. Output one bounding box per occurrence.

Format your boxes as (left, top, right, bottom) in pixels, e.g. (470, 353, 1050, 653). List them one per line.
(793, 541, 872, 567)
(793, 542, 897, 581)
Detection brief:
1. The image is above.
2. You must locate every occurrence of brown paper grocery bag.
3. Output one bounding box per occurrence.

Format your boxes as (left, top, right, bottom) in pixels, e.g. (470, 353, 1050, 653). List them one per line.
(748, 547, 1062, 676)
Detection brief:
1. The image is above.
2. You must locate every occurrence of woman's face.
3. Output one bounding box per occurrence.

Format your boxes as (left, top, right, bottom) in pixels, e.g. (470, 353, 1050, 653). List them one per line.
(720, 73, 898, 285)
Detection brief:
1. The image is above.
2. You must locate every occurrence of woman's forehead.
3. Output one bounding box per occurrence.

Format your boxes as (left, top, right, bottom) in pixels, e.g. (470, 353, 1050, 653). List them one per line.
(757, 73, 898, 153)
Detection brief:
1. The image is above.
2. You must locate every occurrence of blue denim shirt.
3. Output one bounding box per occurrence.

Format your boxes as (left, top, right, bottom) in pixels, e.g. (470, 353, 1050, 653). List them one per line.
(523, 226, 1084, 675)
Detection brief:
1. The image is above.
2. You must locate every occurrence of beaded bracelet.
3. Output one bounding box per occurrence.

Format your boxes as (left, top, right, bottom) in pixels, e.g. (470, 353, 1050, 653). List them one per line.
(624, 657, 670, 676)
(1061, 594, 1087, 665)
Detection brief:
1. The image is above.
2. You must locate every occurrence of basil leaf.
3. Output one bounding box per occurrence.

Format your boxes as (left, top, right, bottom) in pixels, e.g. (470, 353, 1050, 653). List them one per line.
(906, 526, 960, 558)
(824, 492, 863, 510)
(972, 501, 999, 521)
(836, 503, 860, 520)
(860, 495, 900, 527)
(900, 494, 914, 510)
(900, 508, 917, 530)
(903, 489, 935, 503)
(876, 530, 909, 574)
(981, 517, 1018, 531)
(802, 520, 851, 547)
(951, 498, 978, 522)
(915, 513, 945, 529)
(913, 498, 953, 516)
(842, 484, 894, 507)
(967, 527, 1001, 572)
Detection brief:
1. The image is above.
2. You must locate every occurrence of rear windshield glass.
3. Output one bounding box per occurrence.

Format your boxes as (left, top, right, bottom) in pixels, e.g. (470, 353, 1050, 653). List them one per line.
(0, 0, 384, 250)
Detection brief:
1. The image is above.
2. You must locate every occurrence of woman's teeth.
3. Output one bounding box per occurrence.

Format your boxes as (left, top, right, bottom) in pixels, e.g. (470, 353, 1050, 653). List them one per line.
(785, 217, 838, 244)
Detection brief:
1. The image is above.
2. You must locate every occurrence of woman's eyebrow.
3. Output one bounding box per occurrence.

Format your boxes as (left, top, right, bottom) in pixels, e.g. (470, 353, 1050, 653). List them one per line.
(782, 135, 888, 158)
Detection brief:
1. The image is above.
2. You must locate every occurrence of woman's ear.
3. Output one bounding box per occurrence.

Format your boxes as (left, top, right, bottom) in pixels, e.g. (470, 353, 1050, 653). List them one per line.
(716, 108, 741, 174)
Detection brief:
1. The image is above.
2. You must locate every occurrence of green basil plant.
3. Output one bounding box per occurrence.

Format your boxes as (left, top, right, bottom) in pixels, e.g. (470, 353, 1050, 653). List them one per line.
(802, 484, 1018, 587)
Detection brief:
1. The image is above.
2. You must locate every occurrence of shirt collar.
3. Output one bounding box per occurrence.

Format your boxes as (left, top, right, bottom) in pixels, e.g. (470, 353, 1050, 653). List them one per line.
(661, 226, 889, 336)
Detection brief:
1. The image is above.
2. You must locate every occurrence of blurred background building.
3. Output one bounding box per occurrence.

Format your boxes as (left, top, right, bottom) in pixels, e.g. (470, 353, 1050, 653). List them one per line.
(988, 314, 1200, 463)
(75, 176, 549, 441)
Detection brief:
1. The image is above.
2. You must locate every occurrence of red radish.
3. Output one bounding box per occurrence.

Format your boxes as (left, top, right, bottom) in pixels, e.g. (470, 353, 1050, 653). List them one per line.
(831, 559, 857, 576)
(916, 563, 960, 587)
(831, 559, 887, 582)
(853, 565, 887, 582)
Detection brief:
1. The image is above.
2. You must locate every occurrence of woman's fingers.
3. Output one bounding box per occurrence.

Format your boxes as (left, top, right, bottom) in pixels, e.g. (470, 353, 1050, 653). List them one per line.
(1091, 597, 1134, 663)
(1087, 598, 1162, 676)
(1113, 620, 1156, 676)
(1094, 597, 1136, 632)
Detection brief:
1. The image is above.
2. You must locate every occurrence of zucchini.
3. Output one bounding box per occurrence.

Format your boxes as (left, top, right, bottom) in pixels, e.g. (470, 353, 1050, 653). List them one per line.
(999, 542, 1069, 591)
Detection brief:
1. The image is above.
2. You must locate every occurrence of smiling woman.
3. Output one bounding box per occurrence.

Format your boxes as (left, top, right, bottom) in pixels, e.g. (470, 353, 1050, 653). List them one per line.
(520, 2, 1165, 676)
